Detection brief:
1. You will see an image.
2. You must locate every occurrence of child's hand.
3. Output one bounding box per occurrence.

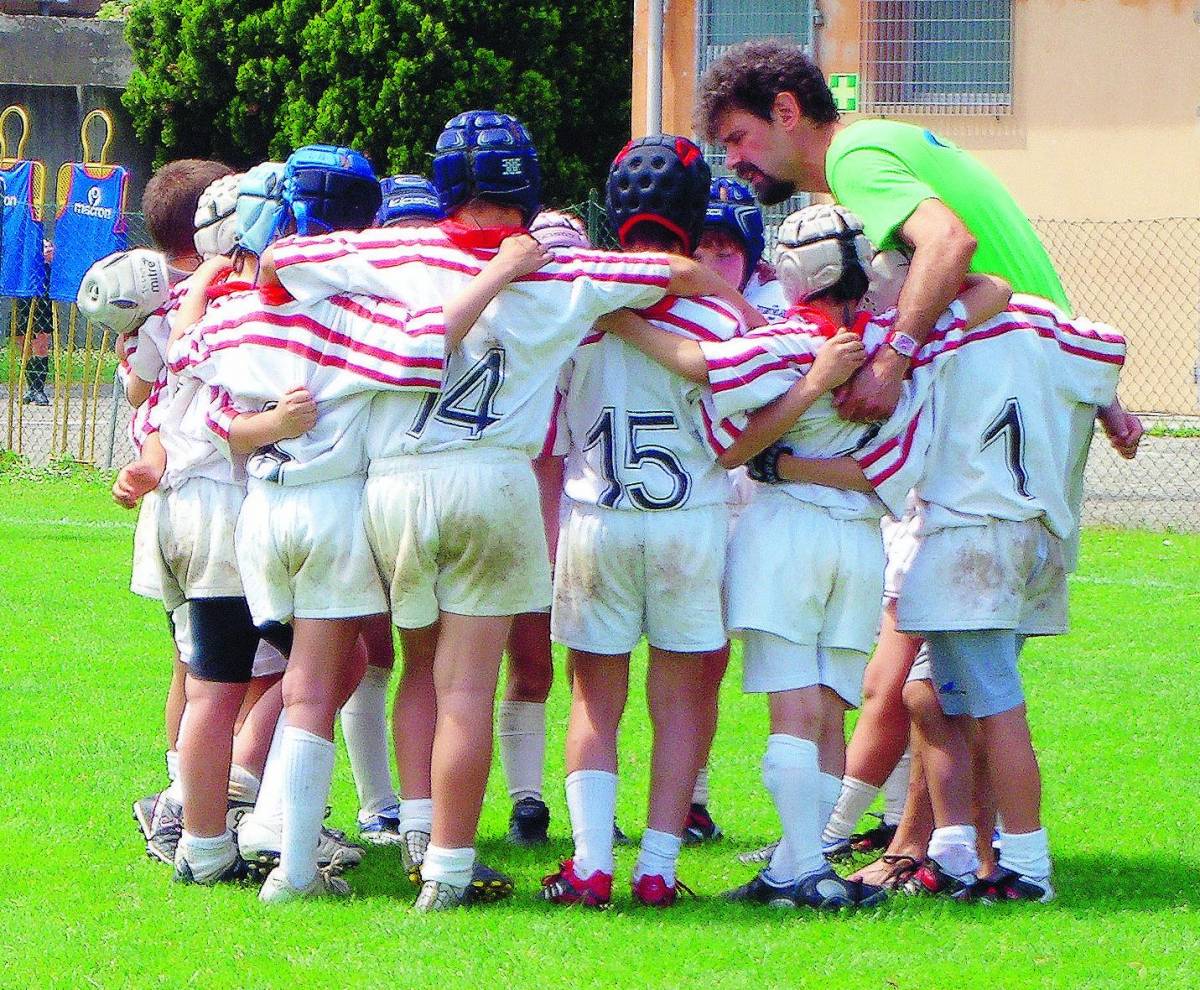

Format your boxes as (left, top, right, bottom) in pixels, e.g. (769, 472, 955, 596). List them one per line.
(809, 330, 867, 393)
(270, 386, 317, 440)
(112, 460, 162, 509)
(493, 234, 551, 280)
(1098, 403, 1144, 460)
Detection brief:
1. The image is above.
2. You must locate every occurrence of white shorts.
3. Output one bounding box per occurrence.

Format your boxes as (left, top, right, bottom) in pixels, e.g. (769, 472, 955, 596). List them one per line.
(236, 476, 388, 626)
(726, 467, 757, 530)
(551, 499, 728, 655)
(897, 518, 1068, 636)
(725, 491, 885, 655)
(365, 449, 552, 629)
(740, 630, 868, 706)
(157, 477, 245, 612)
(881, 498, 922, 602)
(130, 488, 163, 600)
(170, 604, 288, 677)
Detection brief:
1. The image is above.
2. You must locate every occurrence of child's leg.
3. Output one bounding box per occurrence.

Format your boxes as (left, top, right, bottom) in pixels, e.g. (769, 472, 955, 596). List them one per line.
(179, 675, 247, 838)
(500, 611, 553, 805)
(277, 616, 365, 890)
(763, 683, 827, 885)
(690, 642, 729, 809)
(166, 654, 187, 752)
(343, 614, 399, 822)
(395, 623, 438, 836)
(816, 687, 850, 831)
(423, 612, 512, 888)
(850, 740, 934, 887)
(231, 675, 283, 785)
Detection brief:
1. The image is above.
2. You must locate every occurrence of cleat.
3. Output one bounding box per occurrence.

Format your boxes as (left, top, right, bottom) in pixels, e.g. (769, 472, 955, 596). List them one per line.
(236, 813, 364, 879)
(822, 836, 854, 861)
(145, 793, 183, 866)
(357, 805, 404, 846)
(902, 859, 975, 900)
(259, 865, 350, 903)
(723, 870, 804, 909)
(132, 792, 158, 842)
(613, 822, 633, 846)
(414, 864, 515, 912)
(540, 859, 612, 907)
(173, 851, 250, 886)
(972, 868, 1055, 904)
(400, 829, 431, 884)
(632, 873, 694, 907)
(849, 814, 899, 856)
(683, 803, 723, 845)
(725, 868, 885, 910)
(226, 800, 254, 833)
(507, 797, 551, 847)
(738, 840, 779, 865)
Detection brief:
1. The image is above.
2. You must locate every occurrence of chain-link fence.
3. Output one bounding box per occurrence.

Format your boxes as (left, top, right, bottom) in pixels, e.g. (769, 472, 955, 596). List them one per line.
(1, 208, 150, 470)
(3, 203, 1197, 531)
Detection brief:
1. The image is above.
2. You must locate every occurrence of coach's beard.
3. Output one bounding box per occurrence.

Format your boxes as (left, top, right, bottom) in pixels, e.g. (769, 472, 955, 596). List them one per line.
(737, 166, 796, 206)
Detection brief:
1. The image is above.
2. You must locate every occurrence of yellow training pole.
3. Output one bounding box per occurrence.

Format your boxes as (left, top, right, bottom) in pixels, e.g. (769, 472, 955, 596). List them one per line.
(86, 325, 110, 462)
(49, 303, 61, 455)
(14, 298, 36, 453)
(77, 309, 94, 462)
(59, 305, 75, 461)
(6, 301, 17, 452)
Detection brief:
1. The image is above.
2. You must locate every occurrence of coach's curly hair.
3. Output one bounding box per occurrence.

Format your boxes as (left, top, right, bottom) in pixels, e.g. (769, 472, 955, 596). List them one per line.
(697, 40, 839, 142)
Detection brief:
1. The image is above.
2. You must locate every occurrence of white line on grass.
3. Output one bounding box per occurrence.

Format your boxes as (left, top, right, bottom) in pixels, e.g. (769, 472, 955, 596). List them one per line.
(1070, 574, 1197, 593)
(0, 515, 135, 531)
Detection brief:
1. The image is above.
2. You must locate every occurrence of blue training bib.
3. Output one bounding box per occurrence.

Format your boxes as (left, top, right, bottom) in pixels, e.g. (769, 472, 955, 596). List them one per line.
(0, 160, 47, 298)
(48, 163, 128, 302)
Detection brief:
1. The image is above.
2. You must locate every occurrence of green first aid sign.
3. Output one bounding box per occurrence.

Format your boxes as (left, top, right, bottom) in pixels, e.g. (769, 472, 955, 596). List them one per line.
(829, 73, 859, 112)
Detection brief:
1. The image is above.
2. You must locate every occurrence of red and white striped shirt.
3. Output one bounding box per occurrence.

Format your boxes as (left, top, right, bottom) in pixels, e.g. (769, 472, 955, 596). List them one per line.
(559, 294, 748, 512)
(169, 283, 447, 486)
(124, 276, 191, 454)
(271, 224, 672, 459)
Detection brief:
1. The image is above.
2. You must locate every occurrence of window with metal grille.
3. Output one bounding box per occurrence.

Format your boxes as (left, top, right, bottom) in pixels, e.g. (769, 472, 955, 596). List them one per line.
(860, 0, 1013, 115)
(696, 0, 815, 247)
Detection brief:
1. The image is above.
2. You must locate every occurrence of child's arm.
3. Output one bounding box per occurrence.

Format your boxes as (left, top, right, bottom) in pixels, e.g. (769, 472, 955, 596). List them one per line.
(125, 374, 153, 409)
(665, 256, 767, 329)
(955, 273, 1011, 330)
(715, 331, 867, 469)
(226, 386, 317, 456)
(443, 234, 550, 349)
(595, 309, 709, 384)
(762, 449, 875, 493)
(112, 432, 167, 508)
(169, 255, 233, 348)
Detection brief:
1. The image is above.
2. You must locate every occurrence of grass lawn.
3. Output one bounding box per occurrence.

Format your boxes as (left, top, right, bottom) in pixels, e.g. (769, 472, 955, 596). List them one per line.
(1, 474, 1197, 989)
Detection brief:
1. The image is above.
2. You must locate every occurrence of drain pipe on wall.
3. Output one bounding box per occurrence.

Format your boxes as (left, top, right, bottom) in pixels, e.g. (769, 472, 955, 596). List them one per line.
(646, 0, 664, 134)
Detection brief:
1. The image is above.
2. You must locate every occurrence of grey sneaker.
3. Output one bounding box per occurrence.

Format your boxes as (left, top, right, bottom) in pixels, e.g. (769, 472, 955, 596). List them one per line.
(412, 867, 515, 913)
(173, 850, 249, 886)
(401, 829, 431, 884)
(236, 813, 365, 879)
(145, 793, 183, 866)
(259, 866, 351, 904)
(132, 792, 158, 842)
(738, 840, 779, 865)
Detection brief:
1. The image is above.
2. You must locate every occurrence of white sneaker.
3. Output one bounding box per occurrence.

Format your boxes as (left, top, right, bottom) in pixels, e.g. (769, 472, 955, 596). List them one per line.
(259, 866, 350, 904)
(400, 828, 430, 883)
(237, 813, 365, 877)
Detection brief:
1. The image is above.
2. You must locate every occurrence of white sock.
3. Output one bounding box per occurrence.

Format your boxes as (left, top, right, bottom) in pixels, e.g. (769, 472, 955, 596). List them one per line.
(565, 769, 617, 879)
(997, 828, 1051, 881)
(822, 776, 880, 843)
(818, 772, 842, 834)
(498, 700, 546, 803)
(341, 665, 398, 818)
(691, 766, 710, 806)
(882, 750, 912, 826)
(164, 777, 184, 804)
(634, 828, 682, 886)
(280, 726, 335, 890)
(250, 713, 287, 829)
(928, 824, 981, 883)
(177, 828, 237, 883)
(762, 734, 824, 885)
(399, 797, 433, 835)
(165, 749, 179, 784)
(227, 763, 260, 804)
(422, 844, 474, 888)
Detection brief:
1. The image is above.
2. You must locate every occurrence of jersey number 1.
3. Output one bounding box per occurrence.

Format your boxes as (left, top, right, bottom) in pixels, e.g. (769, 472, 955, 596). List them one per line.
(981, 397, 1032, 499)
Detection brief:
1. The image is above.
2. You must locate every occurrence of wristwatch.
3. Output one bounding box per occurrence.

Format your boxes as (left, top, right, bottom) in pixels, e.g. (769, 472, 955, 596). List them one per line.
(886, 330, 919, 360)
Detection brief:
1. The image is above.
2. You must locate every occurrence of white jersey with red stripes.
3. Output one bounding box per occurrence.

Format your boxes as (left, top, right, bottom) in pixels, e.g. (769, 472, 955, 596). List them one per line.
(560, 294, 747, 512)
(270, 223, 672, 459)
(169, 283, 447, 486)
(884, 294, 1124, 540)
(124, 276, 191, 454)
(743, 266, 789, 323)
(156, 378, 240, 491)
(698, 301, 972, 520)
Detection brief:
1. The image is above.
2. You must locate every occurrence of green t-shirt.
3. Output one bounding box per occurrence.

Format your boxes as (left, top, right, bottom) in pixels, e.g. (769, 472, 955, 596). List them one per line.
(825, 119, 1069, 309)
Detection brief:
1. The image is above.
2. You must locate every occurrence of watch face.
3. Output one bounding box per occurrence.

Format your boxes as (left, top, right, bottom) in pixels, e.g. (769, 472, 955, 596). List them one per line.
(890, 332, 918, 358)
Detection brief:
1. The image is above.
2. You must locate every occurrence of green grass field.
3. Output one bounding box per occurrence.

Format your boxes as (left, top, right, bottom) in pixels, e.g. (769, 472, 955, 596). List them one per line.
(1, 473, 1197, 989)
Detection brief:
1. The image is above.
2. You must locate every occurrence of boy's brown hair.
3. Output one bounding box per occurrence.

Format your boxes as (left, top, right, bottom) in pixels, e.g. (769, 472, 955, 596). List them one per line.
(143, 159, 235, 258)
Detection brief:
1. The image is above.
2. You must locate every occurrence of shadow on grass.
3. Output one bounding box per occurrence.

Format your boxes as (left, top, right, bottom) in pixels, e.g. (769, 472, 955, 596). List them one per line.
(1051, 851, 1200, 913)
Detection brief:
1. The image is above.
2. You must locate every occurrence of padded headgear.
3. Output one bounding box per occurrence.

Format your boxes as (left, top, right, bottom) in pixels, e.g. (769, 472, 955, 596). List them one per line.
(529, 209, 590, 250)
(774, 204, 874, 304)
(863, 249, 910, 314)
(703, 177, 766, 281)
(432, 111, 541, 225)
(76, 249, 170, 335)
(283, 144, 382, 236)
(376, 174, 444, 226)
(193, 173, 242, 259)
(234, 162, 286, 257)
(605, 135, 711, 254)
